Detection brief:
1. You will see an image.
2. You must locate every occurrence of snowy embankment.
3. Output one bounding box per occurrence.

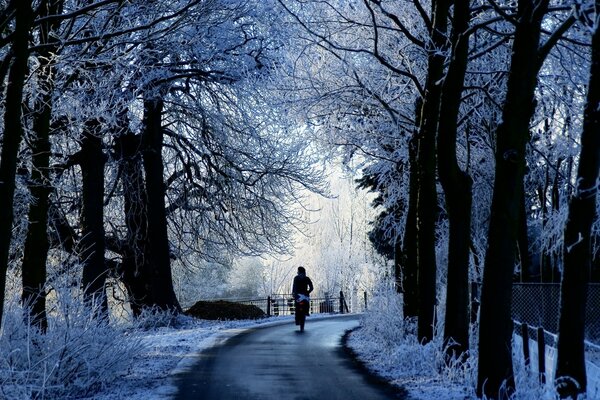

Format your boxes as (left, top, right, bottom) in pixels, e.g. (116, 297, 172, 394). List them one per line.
(345, 290, 600, 400)
(89, 307, 600, 400)
(7, 292, 597, 399)
(348, 323, 600, 400)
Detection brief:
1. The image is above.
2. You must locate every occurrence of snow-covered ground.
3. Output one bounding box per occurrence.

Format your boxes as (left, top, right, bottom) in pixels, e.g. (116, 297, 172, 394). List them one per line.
(86, 311, 600, 400)
(88, 314, 333, 400)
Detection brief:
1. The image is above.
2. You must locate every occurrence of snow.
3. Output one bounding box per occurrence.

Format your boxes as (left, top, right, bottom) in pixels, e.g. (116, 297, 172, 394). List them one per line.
(87, 314, 330, 400)
(85, 311, 600, 400)
(347, 318, 600, 400)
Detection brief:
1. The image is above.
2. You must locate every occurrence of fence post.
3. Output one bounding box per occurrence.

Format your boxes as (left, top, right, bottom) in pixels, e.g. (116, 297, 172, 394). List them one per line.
(267, 296, 271, 317)
(537, 327, 546, 384)
(339, 291, 345, 314)
(364, 291, 368, 311)
(521, 323, 530, 368)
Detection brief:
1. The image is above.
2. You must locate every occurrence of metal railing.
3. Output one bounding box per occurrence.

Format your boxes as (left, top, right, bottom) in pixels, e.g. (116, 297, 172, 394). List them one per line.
(218, 291, 352, 317)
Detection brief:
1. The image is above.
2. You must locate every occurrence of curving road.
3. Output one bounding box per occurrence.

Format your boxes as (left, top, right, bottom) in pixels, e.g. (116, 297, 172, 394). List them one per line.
(174, 314, 407, 400)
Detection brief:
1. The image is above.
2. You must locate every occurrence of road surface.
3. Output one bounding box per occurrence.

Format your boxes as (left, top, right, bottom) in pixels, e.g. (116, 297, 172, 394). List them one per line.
(174, 314, 407, 400)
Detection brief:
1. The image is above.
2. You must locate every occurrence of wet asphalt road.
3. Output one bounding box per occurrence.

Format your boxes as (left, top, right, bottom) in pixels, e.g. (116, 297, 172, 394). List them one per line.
(174, 314, 406, 400)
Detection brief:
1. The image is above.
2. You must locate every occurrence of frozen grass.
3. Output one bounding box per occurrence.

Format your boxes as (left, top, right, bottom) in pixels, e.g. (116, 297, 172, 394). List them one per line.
(0, 292, 143, 399)
(0, 279, 333, 400)
(1, 280, 596, 399)
(346, 286, 596, 400)
(347, 287, 477, 399)
(87, 313, 334, 400)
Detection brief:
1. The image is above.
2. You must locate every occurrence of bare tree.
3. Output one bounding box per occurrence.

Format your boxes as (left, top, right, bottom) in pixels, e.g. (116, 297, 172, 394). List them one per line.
(437, 0, 471, 362)
(0, 0, 34, 327)
(477, 1, 578, 397)
(555, 2, 600, 396)
(21, 0, 64, 332)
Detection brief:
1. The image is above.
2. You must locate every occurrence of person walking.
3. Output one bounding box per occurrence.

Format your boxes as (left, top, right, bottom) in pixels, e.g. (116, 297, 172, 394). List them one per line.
(292, 266, 313, 315)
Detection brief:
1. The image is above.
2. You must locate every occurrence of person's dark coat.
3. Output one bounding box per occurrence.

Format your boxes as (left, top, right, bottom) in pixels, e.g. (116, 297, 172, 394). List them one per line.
(292, 272, 313, 297)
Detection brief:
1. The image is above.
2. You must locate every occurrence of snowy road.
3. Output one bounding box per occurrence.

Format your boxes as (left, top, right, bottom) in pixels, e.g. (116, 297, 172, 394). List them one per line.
(174, 314, 406, 400)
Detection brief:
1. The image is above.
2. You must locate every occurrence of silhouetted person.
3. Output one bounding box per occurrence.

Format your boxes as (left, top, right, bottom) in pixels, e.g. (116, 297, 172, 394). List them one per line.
(292, 266, 313, 315)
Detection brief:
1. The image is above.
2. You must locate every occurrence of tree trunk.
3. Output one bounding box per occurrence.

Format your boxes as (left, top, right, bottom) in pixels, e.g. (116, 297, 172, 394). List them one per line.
(22, 77, 52, 332)
(393, 236, 403, 293)
(415, 0, 449, 344)
(402, 136, 419, 319)
(116, 130, 152, 316)
(0, 1, 34, 328)
(555, 6, 600, 396)
(477, 1, 550, 397)
(517, 189, 531, 282)
(437, 0, 471, 363)
(21, 0, 63, 333)
(141, 97, 181, 312)
(79, 120, 108, 316)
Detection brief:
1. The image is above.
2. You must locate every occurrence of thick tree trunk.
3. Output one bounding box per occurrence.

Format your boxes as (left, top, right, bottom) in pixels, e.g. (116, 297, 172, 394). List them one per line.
(141, 98, 181, 312)
(79, 120, 108, 316)
(21, 80, 52, 332)
(21, 0, 63, 333)
(0, 1, 34, 328)
(437, 0, 471, 363)
(402, 136, 419, 319)
(477, 1, 549, 397)
(116, 130, 152, 316)
(415, 0, 449, 344)
(555, 6, 600, 396)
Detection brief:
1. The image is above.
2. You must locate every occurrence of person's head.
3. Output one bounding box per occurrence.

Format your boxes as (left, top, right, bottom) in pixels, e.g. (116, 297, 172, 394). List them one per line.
(298, 266, 306, 275)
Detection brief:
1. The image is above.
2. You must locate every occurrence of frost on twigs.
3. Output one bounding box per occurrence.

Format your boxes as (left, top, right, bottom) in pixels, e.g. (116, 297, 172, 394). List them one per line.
(133, 307, 182, 330)
(0, 289, 143, 400)
(346, 283, 478, 398)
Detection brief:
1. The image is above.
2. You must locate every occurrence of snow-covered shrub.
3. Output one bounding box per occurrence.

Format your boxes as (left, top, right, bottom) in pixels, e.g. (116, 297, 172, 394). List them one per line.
(0, 289, 143, 399)
(349, 284, 442, 377)
(347, 282, 588, 399)
(134, 306, 182, 330)
(347, 283, 478, 399)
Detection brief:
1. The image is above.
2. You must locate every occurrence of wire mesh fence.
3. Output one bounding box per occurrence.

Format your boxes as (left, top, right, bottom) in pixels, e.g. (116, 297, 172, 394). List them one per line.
(512, 283, 600, 344)
(474, 283, 600, 344)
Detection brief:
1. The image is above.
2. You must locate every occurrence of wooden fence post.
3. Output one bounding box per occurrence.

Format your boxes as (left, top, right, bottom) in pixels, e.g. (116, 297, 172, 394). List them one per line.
(364, 291, 368, 311)
(339, 291, 345, 314)
(267, 296, 271, 317)
(537, 327, 546, 384)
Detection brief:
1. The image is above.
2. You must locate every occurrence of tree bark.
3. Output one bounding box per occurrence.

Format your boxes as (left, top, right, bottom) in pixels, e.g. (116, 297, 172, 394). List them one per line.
(21, 109, 51, 331)
(79, 120, 108, 316)
(477, 1, 550, 397)
(437, 0, 471, 363)
(21, 0, 63, 333)
(517, 189, 531, 282)
(555, 5, 600, 396)
(116, 130, 151, 316)
(402, 136, 419, 319)
(415, 0, 449, 344)
(141, 97, 181, 312)
(0, 0, 34, 328)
